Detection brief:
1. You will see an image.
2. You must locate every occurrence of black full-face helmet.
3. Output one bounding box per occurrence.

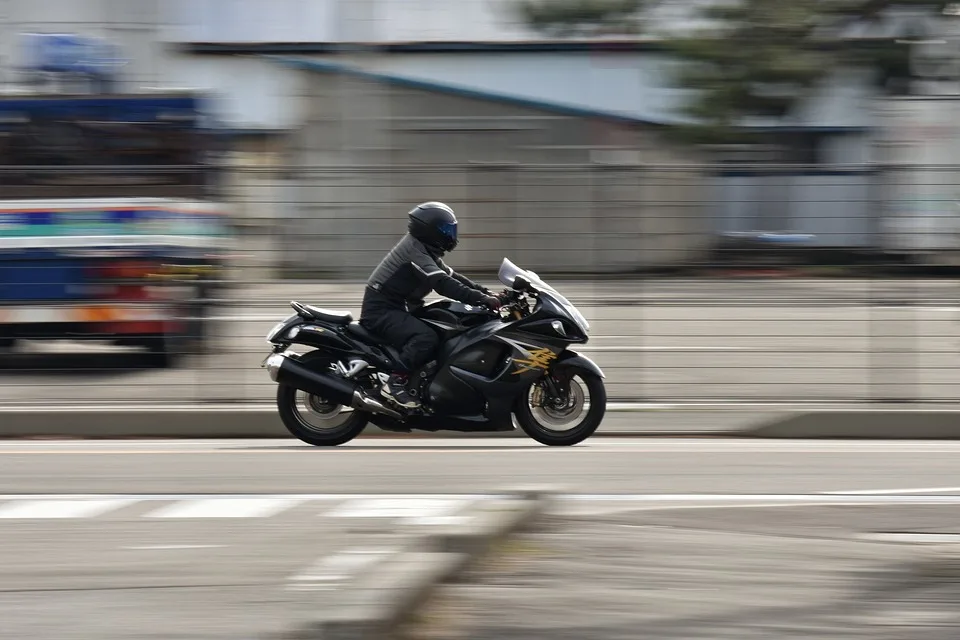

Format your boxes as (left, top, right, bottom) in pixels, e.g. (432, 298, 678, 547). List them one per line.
(407, 201, 458, 253)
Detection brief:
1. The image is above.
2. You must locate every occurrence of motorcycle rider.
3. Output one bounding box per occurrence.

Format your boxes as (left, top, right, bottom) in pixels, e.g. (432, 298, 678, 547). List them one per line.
(360, 202, 504, 409)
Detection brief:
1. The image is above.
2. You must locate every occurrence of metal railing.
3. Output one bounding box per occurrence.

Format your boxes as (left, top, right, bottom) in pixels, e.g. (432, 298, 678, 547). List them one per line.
(1, 162, 959, 406)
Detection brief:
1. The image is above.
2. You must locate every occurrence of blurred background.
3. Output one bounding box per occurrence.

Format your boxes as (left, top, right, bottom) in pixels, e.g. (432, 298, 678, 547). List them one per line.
(3, 0, 960, 406)
(6, 2, 960, 639)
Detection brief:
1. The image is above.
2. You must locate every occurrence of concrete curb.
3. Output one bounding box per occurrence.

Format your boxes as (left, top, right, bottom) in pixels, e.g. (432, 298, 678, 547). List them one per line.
(740, 411, 960, 439)
(0, 408, 724, 439)
(423, 491, 549, 557)
(304, 489, 550, 640)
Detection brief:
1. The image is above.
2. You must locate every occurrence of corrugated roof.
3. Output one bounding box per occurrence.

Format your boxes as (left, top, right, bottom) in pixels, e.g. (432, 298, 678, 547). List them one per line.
(269, 54, 871, 132)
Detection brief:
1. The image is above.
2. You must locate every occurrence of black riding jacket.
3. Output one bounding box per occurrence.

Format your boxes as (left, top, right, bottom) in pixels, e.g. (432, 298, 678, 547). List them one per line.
(362, 234, 489, 312)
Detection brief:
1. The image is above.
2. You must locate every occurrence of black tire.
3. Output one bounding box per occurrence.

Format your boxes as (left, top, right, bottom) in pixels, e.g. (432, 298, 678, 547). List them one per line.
(514, 368, 606, 446)
(275, 352, 369, 446)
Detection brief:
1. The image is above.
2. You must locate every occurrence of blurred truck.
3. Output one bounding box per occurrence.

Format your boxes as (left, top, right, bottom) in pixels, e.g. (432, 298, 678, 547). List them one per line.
(0, 90, 231, 366)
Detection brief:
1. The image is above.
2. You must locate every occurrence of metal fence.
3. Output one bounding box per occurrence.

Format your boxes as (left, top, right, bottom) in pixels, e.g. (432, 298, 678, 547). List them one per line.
(2, 162, 960, 407)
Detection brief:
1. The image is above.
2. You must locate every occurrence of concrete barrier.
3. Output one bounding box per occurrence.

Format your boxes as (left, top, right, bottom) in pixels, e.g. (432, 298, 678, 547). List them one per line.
(297, 491, 549, 640)
(0, 405, 713, 439)
(741, 410, 960, 439)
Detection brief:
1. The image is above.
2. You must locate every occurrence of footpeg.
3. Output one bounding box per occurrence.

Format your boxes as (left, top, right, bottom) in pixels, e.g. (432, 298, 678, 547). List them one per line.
(350, 389, 404, 420)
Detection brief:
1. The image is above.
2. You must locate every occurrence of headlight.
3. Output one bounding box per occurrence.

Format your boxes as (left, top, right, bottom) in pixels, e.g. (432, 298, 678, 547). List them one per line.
(563, 303, 590, 335)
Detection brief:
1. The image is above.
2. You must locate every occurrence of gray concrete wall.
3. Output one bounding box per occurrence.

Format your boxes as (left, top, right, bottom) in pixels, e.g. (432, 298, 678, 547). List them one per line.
(283, 71, 712, 277)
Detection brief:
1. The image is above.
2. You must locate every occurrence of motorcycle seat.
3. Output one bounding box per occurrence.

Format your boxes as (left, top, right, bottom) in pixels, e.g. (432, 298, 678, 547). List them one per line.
(291, 301, 353, 324)
(346, 322, 382, 344)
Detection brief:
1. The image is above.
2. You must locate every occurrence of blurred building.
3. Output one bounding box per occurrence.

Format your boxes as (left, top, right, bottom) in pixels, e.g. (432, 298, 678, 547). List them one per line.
(0, 0, 957, 274)
(277, 56, 709, 276)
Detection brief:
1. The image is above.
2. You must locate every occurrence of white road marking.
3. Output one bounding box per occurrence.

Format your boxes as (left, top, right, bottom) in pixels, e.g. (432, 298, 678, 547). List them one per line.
(324, 497, 473, 520)
(13, 440, 960, 457)
(857, 533, 960, 544)
(0, 498, 134, 519)
(14, 438, 960, 455)
(579, 346, 754, 352)
(562, 494, 960, 506)
(123, 545, 225, 550)
(0, 492, 499, 501)
(3, 491, 960, 522)
(144, 497, 307, 519)
(558, 500, 874, 516)
(824, 487, 960, 496)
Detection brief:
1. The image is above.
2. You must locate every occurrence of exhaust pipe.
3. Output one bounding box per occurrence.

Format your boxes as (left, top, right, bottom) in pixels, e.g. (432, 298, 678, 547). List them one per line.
(265, 353, 403, 420)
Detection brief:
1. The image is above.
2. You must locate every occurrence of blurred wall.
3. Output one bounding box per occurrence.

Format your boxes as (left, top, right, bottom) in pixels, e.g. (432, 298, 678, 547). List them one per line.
(284, 67, 711, 277)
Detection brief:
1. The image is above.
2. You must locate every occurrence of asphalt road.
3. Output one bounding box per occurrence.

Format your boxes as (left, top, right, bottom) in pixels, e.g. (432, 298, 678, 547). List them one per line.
(4, 437, 960, 495)
(431, 507, 960, 639)
(5, 437, 960, 639)
(0, 492, 497, 640)
(4, 278, 960, 405)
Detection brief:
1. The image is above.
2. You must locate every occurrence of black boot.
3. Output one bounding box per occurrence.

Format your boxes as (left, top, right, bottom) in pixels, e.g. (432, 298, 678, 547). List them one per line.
(381, 373, 421, 409)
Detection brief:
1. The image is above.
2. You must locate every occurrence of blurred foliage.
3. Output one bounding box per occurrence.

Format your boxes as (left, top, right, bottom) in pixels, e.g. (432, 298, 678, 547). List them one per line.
(668, 1, 831, 142)
(517, 0, 649, 36)
(519, 0, 950, 143)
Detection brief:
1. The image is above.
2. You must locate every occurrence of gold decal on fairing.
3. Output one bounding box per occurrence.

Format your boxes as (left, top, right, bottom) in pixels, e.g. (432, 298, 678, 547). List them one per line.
(512, 348, 557, 375)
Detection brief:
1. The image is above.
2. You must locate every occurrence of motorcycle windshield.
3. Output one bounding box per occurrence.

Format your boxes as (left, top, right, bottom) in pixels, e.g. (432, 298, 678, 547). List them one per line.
(497, 258, 589, 334)
(498, 258, 551, 292)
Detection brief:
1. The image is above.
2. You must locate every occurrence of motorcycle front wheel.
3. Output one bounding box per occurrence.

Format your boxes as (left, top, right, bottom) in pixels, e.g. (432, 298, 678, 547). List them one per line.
(514, 367, 606, 446)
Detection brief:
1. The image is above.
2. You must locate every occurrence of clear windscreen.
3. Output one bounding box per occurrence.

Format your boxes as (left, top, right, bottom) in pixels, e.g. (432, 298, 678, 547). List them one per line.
(497, 258, 589, 333)
(498, 258, 551, 292)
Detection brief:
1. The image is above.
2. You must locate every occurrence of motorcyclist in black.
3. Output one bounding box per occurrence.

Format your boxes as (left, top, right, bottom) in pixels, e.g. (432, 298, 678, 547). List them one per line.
(360, 202, 503, 409)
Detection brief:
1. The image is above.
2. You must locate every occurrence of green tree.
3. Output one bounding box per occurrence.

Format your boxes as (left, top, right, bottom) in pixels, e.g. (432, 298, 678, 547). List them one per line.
(668, 0, 831, 142)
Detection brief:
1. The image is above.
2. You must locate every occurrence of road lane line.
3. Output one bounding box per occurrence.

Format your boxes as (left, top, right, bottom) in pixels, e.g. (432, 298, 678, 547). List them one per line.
(823, 486, 960, 495)
(0, 493, 501, 501)
(325, 497, 473, 520)
(580, 346, 755, 352)
(857, 533, 960, 544)
(144, 497, 307, 519)
(10, 439, 960, 455)
(123, 545, 225, 550)
(563, 494, 960, 505)
(0, 498, 135, 519)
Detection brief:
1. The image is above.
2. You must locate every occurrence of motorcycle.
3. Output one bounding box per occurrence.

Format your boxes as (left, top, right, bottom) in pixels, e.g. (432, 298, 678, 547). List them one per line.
(261, 258, 606, 446)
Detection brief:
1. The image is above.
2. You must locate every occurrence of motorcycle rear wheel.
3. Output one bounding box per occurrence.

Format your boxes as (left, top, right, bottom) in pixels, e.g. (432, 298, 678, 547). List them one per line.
(514, 368, 606, 446)
(276, 352, 369, 446)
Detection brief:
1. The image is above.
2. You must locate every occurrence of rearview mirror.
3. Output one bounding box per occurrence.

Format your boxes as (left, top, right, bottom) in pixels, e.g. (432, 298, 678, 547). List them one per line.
(513, 276, 531, 291)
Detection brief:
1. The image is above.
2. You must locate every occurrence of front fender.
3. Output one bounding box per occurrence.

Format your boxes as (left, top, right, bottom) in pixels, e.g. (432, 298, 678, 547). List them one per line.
(552, 350, 605, 379)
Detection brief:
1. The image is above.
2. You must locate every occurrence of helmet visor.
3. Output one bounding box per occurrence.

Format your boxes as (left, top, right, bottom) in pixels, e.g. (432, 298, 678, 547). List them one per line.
(438, 221, 458, 242)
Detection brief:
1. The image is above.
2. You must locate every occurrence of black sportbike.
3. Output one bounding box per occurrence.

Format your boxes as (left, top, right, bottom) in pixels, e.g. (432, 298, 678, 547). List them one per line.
(261, 258, 606, 446)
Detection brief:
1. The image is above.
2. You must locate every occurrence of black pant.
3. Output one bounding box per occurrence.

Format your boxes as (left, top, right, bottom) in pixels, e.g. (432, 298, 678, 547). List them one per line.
(360, 304, 439, 373)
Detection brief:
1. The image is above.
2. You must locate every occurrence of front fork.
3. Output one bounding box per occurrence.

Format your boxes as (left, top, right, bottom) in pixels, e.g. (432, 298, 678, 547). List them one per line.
(535, 370, 571, 408)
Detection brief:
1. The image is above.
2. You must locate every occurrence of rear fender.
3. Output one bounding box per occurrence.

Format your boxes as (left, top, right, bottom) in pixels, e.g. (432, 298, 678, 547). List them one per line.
(287, 323, 355, 352)
(551, 350, 605, 379)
